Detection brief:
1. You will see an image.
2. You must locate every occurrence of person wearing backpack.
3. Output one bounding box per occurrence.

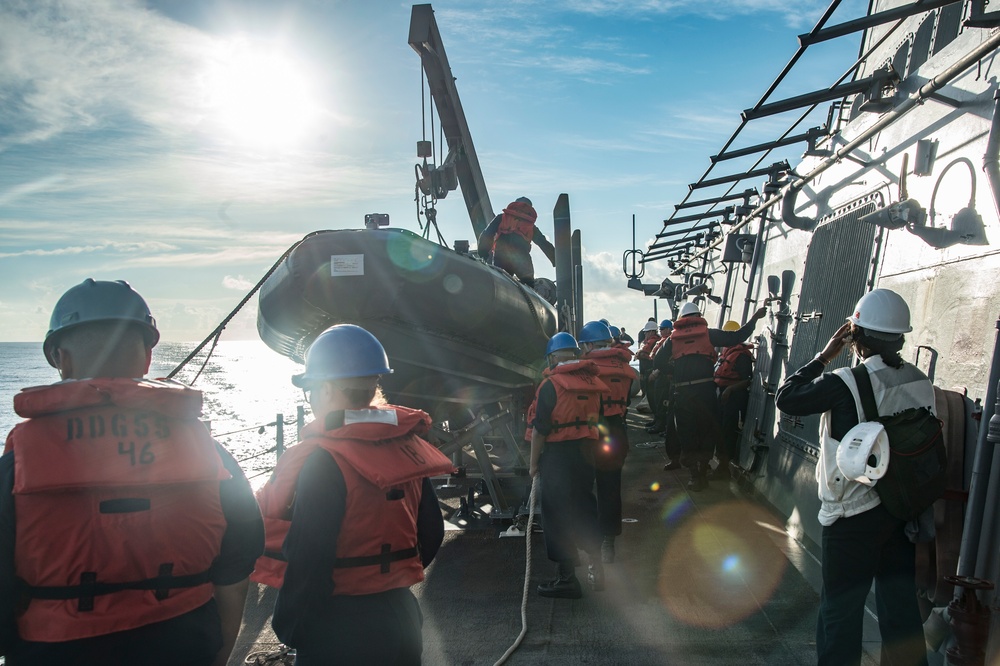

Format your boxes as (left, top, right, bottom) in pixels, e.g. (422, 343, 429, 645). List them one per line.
(775, 289, 933, 666)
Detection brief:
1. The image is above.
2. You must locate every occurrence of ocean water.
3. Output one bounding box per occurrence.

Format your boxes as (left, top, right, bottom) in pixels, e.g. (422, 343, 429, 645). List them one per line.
(0, 340, 307, 485)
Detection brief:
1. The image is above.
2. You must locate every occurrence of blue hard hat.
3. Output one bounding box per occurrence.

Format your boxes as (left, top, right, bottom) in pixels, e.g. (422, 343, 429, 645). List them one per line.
(546, 332, 579, 356)
(578, 321, 613, 344)
(609, 325, 621, 339)
(292, 324, 393, 388)
(659, 319, 673, 329)
(44, 279, 159, 367)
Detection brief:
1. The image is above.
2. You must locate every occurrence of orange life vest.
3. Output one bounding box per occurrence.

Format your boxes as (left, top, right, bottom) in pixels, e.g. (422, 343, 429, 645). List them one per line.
(5, 378, 229, 643)
(670, 316, 717, 362)
(613, 342, 635, 360)
(637, 332, 660, 361)
(252, 406, 454, 594)
(583, 348, 638, 417)
(650, 335, 669, 359)
(714, 343, 755, 387)
(537, 361, 607, 442)
(493, 201, 538, 250)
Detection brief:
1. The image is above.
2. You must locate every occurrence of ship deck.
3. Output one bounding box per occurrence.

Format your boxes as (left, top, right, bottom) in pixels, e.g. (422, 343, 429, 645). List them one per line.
(233, 404, 886, 666)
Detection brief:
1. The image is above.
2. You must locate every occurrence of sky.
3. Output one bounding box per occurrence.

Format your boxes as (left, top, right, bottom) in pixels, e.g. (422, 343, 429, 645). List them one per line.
(0, 0, 867, 344)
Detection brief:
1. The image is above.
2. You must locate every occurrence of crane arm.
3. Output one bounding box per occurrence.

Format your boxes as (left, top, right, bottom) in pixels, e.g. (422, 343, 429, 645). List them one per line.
(408, 4, 494, 237)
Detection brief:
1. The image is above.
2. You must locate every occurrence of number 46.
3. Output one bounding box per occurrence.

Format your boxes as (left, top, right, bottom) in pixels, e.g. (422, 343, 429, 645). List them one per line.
(118, 441, 155, 465)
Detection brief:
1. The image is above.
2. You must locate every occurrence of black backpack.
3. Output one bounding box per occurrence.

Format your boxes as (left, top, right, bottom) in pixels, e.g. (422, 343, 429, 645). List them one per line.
(851, 365, 947, 521)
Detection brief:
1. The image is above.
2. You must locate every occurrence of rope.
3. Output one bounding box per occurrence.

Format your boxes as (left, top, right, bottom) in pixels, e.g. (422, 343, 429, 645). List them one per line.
(166, 238, 303, 382)
(493, 475, 538, 666)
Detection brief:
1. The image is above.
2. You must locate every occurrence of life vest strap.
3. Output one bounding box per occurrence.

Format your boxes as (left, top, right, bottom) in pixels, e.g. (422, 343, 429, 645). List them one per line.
(551, 419, 593, 430)
(23, 566, 213, 611)
(673, 377, 717, 388)
(334, 545, 418, 574)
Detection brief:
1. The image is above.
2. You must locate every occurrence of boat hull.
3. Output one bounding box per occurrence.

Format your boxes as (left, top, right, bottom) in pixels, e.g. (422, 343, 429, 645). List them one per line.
(257, 228, 558, 419)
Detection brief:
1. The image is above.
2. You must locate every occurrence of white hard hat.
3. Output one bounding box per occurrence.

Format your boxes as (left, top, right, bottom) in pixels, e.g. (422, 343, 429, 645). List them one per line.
(836, 421, 890, 486)
(642, 321, 658, 332)
(679, 302, 701, 318)
(847, 289, 912, 334)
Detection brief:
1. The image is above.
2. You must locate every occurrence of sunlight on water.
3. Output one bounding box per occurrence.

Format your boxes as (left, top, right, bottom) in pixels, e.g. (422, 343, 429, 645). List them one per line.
(658, 500, 787, 629)
(1, 341, 307, 490)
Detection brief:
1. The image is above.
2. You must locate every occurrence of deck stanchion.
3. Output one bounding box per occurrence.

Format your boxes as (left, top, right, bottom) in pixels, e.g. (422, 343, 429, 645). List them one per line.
(297, 405, 305, 437)
(276, 414, 284, 461)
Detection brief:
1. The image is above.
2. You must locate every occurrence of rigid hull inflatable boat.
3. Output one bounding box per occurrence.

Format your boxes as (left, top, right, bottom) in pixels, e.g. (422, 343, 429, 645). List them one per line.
(257, 227, 558, 419)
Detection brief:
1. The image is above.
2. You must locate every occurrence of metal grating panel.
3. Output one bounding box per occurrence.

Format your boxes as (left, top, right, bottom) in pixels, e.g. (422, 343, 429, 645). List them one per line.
(778, 198, 880, 451)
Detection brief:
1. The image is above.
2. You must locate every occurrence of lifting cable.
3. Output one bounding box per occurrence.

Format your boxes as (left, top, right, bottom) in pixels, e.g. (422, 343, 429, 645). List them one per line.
(492, 476, 539, 666)
(166, 238, 303, 383)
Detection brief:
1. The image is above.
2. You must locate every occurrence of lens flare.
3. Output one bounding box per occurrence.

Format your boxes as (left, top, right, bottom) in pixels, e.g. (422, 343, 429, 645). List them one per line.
(657, 500, 787, 629)
(650, 481, 661, 492)
(386, 233, 444, 281)
(660, 490, 692, 525)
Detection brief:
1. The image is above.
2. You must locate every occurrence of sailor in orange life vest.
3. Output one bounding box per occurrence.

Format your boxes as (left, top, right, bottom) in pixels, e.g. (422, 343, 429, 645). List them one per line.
(712, 320, 756, 480)
(530, 332, 610, 598)
(578, 321, 638, 564)
(0, 279, 264, 666)
(775, 290, 933, 666)
(476, 197, 556, 286)
(650, 302, 767, 491)
(253, 325, 453, 665)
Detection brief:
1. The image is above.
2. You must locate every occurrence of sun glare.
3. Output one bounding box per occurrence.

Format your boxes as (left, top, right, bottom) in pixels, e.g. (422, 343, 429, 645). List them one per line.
(204, 38, 322, 150)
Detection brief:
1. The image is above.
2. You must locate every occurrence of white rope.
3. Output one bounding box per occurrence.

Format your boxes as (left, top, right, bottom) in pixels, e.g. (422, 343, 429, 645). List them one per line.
(492, 476, 539, 666)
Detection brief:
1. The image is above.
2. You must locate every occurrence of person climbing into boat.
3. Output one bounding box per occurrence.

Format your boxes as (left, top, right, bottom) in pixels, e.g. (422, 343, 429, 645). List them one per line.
(775, 289, 932, 666)
(529, 332, 609, 598)
(578, 321, 638, 564)
(651, 302, 767, 491)
(477, 196, 556, 286)
(255, 324, 453, 665)
(0, 279, 264, 666)
(712, 320, 756, 480)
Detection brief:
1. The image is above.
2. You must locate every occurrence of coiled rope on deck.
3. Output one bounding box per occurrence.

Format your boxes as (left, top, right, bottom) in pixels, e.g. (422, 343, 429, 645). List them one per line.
(493, 475, 538, 666)
(166, 238, 303, 383)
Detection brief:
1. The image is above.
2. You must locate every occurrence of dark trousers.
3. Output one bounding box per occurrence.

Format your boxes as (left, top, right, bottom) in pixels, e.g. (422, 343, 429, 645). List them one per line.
(539, 441, 601, 563)
(292, 588, 424, 665)
(718, 386, 748, 463)
(4, 601, 222, 666)
(817, 503, 927, 666)
(673, 383, 721, 473)
(594, 414, 628, 537)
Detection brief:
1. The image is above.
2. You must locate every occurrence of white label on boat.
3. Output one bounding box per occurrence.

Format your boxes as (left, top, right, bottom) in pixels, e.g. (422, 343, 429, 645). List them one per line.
(344, 409, 399, 426)
(331, 254, 364, 276)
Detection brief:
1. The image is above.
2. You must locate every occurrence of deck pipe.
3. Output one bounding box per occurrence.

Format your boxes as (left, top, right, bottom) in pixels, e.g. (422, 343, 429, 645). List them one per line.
(958, 89, 1000, 587)
(956, 318, 1000, 583)
(553, 194, 574, 332)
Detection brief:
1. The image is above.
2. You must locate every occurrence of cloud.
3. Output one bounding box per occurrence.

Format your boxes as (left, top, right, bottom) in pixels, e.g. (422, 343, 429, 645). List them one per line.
(222, 275, 254, 290)
(0, 240, 178, 259)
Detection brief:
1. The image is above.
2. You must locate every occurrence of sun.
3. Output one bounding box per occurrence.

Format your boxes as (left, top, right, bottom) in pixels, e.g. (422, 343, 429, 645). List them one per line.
(204, 37, 321, 150)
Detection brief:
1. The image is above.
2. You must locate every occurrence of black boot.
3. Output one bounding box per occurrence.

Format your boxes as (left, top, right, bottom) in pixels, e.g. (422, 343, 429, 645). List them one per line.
(538, 562, 582, 599)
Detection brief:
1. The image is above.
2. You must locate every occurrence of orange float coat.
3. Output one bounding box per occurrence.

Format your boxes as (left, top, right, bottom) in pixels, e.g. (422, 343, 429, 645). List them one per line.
(537, 361, 608, 442)
(636, 332, 660, 361)
(670, 316, 718, 362)
(252, 406, 454, 595)
(4, 378, 229, 643)
(583, 348, 638, 417)
(714, 343, 755, 387)
(493, 200, 538, 249)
